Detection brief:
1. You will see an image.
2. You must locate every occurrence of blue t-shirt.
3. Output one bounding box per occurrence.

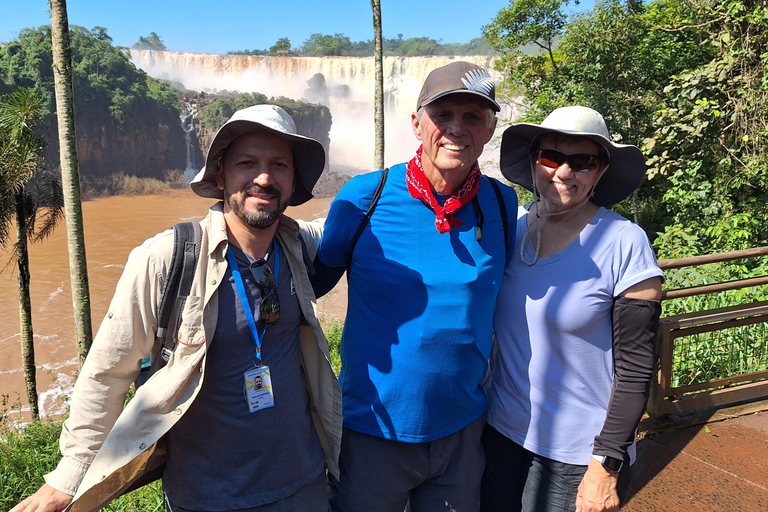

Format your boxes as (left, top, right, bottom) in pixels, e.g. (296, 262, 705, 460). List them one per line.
(319, 163, 518, 442)
(488, 205, 664, 465)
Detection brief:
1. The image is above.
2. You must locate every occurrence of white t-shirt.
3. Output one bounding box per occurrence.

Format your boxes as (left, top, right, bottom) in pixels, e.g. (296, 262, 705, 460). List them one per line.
(487, 205, 664, 465)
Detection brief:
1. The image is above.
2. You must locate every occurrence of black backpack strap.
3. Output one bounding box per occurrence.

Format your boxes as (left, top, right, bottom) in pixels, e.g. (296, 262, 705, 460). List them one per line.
(346, 168, 388, 271)
(488, 177, 509, 253)
(156, 221, 202, 366)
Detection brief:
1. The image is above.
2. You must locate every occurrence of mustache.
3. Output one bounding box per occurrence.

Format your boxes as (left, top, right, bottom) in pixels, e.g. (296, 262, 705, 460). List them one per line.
(243, 184, 281, 198)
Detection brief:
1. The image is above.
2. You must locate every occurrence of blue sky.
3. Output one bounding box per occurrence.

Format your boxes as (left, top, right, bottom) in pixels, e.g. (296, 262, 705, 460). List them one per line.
(2, 0, 525, 54)
(4, 1, 595, 55)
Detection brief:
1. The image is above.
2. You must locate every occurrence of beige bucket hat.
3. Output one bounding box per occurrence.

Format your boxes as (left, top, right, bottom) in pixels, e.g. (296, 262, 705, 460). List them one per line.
(190, 104, 326, 206)
(500, 106, 646, 206)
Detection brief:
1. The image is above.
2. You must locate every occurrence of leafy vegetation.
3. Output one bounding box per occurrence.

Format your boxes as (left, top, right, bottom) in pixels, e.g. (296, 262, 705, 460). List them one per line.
(132, 32, 166, 51)
(0, 410, 163, 511)
(0, 26, 184, 181)
(228, 34, 495, 57)
(0, 416, 63, 511)
(321, 318, 343, 375)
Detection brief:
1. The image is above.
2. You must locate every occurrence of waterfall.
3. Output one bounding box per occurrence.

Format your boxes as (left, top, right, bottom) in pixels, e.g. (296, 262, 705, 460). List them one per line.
(179, 109, 197, 181)
(132, 50, 516, 177)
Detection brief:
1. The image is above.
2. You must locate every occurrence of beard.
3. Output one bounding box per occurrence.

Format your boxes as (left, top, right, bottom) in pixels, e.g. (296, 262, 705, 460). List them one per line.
(226, 184, 290, 230)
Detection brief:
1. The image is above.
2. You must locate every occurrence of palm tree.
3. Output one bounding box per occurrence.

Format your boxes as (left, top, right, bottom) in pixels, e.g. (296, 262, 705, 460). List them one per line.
(49, 0, 93, 368)
(371, 0, 385, 170)
(0, 88, 64, 420)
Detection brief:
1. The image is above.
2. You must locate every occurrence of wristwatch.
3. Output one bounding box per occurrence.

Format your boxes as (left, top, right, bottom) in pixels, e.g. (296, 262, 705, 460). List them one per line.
(592, 454, 624, 473)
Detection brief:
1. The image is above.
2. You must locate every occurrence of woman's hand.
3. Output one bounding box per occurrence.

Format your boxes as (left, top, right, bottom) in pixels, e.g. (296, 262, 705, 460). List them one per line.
(575, 458, 620, 512)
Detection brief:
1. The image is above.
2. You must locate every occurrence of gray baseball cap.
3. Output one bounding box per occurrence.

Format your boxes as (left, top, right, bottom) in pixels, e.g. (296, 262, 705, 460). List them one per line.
(416, 61, 500, 112)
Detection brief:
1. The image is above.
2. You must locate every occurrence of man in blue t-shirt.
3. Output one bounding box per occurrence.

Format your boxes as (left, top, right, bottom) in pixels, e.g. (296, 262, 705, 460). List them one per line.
(316, 62, 518, 512)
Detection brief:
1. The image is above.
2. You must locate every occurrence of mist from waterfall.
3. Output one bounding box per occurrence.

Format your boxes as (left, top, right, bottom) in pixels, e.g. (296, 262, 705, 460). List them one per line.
(132, 50, 517, 178)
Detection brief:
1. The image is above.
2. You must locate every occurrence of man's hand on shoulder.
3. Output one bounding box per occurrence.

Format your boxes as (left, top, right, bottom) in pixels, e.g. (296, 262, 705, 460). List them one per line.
(10, 484, 74, 512)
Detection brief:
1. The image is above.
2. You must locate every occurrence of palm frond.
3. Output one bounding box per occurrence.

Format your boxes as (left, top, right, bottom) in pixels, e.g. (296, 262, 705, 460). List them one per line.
(30, 173, 64, 243)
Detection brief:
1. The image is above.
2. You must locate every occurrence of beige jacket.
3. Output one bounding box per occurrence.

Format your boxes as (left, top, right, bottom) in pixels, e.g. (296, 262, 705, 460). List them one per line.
(44, 203, 342, 512)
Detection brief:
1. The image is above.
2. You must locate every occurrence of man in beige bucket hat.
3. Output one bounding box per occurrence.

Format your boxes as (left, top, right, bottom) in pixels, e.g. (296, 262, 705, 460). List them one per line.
(12, 105, 342, 512)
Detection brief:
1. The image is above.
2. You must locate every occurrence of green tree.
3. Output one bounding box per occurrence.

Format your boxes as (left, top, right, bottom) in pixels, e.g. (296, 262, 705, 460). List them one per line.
(383, 34, 405, 54)
(0, 88, 64, 420)
(131, 31, 166, 51)
(300, 33, 352, 56)
(50, 0, 93, 368)
(485, 0, 714, 230)
(484, 0, 569, 69)
(395, 37, 441, 56)
(226, 49, 266, 56)
(441, 37, 495, 56)
(269, 37, 292, 54)
(644, 0, 768, 256)
(0, 26, 182, 183)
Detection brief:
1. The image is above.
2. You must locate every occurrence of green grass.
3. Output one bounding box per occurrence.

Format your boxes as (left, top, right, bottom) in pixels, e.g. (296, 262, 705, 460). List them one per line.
(0, 414, 163, 511)
(81, 173, 170, 199)
(321, 317, 343, 375)
(0, 419, 62, 511)
(115, 175, 168, 196)
(102, 481, 164, 511)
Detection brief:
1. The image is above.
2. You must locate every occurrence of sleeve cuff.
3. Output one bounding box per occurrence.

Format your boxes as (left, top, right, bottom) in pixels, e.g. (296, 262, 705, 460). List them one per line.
(44, 456, 90, 496)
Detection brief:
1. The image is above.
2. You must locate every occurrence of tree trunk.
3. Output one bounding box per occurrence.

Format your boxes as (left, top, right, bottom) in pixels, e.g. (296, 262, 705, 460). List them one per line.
(15, 192, 39, 420)
(49, 0, 93, 368)
(371, 0, 385, 170)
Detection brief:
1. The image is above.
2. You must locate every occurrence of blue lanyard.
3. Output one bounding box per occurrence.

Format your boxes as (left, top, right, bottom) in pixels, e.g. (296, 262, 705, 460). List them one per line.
(226, 241, 280, 364)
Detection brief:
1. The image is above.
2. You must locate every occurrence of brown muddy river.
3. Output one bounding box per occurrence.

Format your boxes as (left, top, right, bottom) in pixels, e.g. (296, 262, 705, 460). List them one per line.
(0, 190, 347, 422)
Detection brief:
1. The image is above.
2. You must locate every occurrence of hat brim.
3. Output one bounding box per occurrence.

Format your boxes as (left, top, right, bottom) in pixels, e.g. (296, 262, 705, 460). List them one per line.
(190, 119, 326, 206)
(500, 124, 647, 206)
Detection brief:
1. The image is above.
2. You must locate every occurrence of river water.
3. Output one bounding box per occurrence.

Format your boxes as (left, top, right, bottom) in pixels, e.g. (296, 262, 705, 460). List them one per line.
(0, 190, 347, 422)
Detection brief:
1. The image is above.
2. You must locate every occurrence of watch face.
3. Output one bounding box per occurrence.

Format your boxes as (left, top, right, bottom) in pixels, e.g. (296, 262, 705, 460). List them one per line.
(601, 456, 623, 473)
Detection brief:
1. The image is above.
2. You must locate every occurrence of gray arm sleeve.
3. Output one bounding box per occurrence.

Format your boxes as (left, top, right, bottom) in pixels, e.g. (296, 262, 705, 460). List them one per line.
(593, 296, 662, 461)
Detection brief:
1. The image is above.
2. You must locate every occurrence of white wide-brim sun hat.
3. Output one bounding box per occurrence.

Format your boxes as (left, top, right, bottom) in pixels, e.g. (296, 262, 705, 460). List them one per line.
(190, 104, 326, 206)
(500, 106, 647, 207)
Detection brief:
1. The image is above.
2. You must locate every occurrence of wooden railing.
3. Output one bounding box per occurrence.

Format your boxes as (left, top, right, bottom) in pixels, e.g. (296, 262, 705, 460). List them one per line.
(647, 247, 768, 417)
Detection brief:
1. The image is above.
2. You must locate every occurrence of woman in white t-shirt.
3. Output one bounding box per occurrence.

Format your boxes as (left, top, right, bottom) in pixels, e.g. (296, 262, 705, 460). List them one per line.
(481, 106, 664, 512)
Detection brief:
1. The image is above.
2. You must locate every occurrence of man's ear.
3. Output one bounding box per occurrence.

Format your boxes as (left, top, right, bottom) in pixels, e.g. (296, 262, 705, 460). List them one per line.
(483, 116, 498, 145)
(411, 111, 423, 141)
(215, 159, 225, 190)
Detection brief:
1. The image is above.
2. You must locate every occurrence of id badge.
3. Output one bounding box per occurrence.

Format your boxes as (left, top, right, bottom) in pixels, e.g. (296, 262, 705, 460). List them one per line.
(243, 365, 275, 413)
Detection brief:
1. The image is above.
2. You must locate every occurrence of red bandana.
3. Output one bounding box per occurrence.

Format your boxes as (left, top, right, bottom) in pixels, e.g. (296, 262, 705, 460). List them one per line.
(406, 144, 481, 234)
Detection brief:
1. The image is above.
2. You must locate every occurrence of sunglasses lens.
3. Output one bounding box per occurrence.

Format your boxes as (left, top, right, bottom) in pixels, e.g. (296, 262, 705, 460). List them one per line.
(250, 263, 276, 288)
(261, 292, 280, 324)
(537, 150, 564, 169)
(538, 149, 602, 173)
(571, 155, 598, 173)
(250, 262, 280, 324)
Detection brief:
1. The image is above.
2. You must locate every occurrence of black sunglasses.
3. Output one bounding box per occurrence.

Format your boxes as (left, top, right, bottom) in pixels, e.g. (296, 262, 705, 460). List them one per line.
(249, 260, 280, 324)
(535, 148, 605, 174)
